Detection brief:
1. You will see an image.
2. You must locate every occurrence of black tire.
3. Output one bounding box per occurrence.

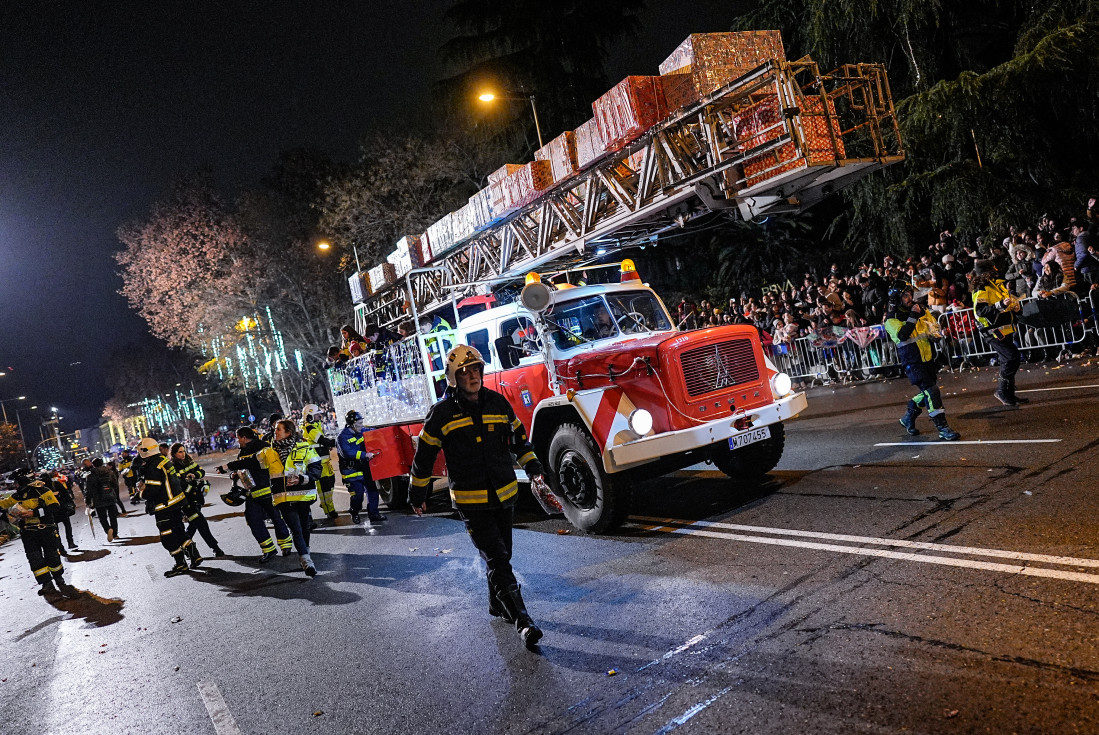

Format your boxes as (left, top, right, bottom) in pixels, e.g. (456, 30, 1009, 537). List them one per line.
(377, 475, 410, 510)
(711, 422, 785, 481)
(548, 423, 630, 534)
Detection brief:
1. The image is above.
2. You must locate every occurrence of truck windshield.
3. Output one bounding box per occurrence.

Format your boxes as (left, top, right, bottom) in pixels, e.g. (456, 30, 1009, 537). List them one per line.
(548, 292, 672, 349)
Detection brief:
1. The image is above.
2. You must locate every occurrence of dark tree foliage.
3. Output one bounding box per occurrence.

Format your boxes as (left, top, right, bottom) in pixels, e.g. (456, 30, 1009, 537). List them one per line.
(732, 0, 1099, 256)
(438, 0, 644, 158)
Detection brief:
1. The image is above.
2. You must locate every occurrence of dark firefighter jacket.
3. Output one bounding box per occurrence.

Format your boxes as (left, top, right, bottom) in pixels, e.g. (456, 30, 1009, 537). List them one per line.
(408, 386, 544, 510)
(337, 426, 372, 481)
(225, 440, 285, 500)
(140, 455, 185, 514)
(0, 479, 61, 529)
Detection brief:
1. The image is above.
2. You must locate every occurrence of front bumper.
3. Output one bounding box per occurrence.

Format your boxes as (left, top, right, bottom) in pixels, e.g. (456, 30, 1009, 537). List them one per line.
(607, 391, 808, 470)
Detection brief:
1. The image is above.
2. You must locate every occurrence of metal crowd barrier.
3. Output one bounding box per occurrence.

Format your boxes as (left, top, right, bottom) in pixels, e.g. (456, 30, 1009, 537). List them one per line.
(770, 326, 901, 383)
(936, 293, 1088, 367)
(765, 291, 1094, 385)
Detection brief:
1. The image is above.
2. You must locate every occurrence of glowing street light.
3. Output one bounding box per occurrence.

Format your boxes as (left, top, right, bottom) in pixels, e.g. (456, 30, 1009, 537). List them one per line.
(317, 238, 360, 273)
(477, 89, 544, 148)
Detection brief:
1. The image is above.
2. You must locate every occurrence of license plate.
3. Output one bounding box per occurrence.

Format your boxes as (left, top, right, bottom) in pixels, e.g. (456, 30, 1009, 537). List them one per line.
(729, 425, 770, 450)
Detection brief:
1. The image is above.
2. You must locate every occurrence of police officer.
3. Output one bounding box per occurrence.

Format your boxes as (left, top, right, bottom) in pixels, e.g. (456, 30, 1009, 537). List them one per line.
(0, 468, 78, 597)
(408, 345, 547, 649)
(970, 259, 1030, 406)
(300, 404, 338, 520)
(337, 410, 384, 524)
(134, 437, 201, 576)
(884, 282, 961, 441)
(170, 443, 224, 557)
(220, 427, 293, 560)
(271, 420, 321, 576)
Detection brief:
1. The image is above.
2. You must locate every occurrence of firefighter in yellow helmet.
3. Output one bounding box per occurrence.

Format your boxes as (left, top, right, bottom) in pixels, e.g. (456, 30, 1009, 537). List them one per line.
(408, 345, 547, 649)
(300, 404, 338, 521)
(134, 437, 200, 577)
(0, 467, 78, 597)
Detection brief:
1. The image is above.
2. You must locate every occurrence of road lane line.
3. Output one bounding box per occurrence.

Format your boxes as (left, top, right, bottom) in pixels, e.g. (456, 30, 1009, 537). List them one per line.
(874, 439, 1061, 446)
(1016, 383, 1099, 393)
(629, 516, 1099, 568)
(197, 680, 243, 735)
(654, 685, 734, 734)
(628, 524, 1099, 584)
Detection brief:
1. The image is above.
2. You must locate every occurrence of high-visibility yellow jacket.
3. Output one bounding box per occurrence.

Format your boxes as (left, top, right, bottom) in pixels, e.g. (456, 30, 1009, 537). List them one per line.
(301, 421, 334, 478)
(274, 441, 321, 505)
(973, 279, 1018, 338)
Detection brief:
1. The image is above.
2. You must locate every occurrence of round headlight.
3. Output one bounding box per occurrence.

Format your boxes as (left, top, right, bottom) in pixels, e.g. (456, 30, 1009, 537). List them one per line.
(628, 408, 653, 436)
(771, 372, 792, 397)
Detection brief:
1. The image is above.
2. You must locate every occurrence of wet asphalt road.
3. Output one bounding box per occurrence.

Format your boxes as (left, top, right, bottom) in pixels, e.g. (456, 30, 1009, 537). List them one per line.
(2, 360, 1098, 734)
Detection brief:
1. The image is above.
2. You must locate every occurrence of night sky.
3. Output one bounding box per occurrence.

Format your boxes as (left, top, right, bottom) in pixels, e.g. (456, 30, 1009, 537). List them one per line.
(0, 1, 733, 432)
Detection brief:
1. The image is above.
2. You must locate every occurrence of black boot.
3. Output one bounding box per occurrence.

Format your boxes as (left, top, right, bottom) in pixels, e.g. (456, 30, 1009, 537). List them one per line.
(994, 378, 1019, 406)
(899, 400, 921, 436)
(164, 553, 189, 577)
(185, 543, 204, 569)
(488, 579, 513, 623)
(1007, 378, 1029, 404)
(498, 585, 543, 649)
(53, 573, 79, 598)
(931, 414, 960, 441)
(38, 579, 58, 596)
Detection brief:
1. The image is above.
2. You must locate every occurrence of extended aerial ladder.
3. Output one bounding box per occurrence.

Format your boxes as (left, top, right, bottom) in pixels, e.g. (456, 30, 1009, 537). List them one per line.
(356, 57, 903, 333)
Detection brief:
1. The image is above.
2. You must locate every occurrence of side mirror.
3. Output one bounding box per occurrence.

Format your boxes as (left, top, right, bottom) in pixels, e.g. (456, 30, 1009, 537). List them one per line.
(494, 336, 520, 370)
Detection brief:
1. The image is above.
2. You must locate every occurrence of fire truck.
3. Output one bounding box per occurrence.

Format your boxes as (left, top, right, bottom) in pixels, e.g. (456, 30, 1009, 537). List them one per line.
(329, 36, 902, 532)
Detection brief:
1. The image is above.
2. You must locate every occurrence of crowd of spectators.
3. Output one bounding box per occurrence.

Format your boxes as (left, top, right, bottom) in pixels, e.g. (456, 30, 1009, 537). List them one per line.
(674, 199, 1099, 362)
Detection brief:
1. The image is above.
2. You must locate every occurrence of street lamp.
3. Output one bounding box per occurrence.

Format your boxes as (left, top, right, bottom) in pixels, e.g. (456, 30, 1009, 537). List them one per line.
(317, 238, 361, 273)
(478, 90, 545, 149)
(0, 395, 26, 423)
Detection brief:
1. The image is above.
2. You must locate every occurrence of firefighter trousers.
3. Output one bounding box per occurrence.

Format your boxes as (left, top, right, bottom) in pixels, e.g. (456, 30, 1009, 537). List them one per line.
(458, 506, 517, 595)
(185, 510, 220, 552)
(243, 495, 291, 554)
(21, 525, 63, 585)
(316, 474, 336, 514)
(154, 507, 190, 558)
(345, 476, 379, 518)
(277, 501, 313, 555)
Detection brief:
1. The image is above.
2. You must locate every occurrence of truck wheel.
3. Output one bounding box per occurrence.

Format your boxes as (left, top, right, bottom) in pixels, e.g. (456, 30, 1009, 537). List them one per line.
(711, 423, 785, 482)
(377, 476, 410, 510)
(548, 423, 630, 534)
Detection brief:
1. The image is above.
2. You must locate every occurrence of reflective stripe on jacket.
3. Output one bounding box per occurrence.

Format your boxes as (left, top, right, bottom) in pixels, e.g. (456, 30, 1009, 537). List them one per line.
(226, 442, 284, 499)
(973, 280, 1017, 336)
(408, 386, 544, 510)
(273, 441, 321, 504)
(302, 421, 335, 478)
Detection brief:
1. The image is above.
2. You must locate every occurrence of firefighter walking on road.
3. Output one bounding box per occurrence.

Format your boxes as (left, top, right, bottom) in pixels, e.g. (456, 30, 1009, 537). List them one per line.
(884, 281, 961, 441)
(220, 427, 293, 561)
(135, 437, 202, 576)
(337, 410, 384, 524)
(0, 468, 78, 597)
(408, 344, 547, 649)
(170, 443, 224, 557)
(271, 420, 321, 576)
(970, 259, 1030, 407)
(301, 404, 338, 520)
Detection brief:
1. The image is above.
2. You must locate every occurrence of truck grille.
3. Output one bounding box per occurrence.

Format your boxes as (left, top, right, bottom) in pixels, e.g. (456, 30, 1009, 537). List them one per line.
(679, 339, 759, 397)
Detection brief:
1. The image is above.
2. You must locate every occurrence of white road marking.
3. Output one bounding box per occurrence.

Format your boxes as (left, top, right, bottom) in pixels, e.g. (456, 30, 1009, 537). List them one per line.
(874, 439, 1061, 446)
(197, 680, 244, 735)
(1016, 383, 1099, 393)
(628, 521, 1099, 585)
(629, 517, 1099, 568)
(655, 685, 734, 734)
